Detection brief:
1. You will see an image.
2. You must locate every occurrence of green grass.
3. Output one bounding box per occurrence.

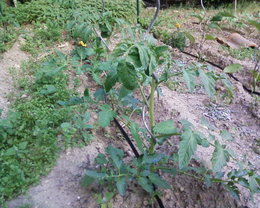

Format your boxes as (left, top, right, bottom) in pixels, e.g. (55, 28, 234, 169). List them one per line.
(221, 46, 255, 60)
(0, 53, 80, 205)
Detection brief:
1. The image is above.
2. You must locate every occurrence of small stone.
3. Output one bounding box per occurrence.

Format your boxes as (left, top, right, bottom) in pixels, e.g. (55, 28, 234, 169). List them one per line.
(179, 186, 184, 192)
(21, 94, 27, 98)
(143, 200, 148, 206)
(77, 196, 81, 200)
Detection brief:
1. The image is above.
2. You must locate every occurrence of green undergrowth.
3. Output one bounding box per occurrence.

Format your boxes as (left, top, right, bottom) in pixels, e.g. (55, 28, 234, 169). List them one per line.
(0, 0, 138, 54)
(0, 52, 88, 205)
(139, 3, 260, 50)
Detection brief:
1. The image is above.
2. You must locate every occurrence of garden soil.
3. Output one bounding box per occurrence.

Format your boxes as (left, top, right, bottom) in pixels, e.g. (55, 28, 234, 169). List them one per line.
(2, 37, 260, 207)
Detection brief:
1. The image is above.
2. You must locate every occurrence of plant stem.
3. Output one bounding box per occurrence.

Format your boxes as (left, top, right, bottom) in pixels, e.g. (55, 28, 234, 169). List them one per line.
(148, 78, 157, 153)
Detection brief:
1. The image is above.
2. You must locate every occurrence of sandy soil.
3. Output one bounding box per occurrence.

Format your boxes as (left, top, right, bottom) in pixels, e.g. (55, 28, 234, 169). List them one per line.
(0, 38, 29, 117)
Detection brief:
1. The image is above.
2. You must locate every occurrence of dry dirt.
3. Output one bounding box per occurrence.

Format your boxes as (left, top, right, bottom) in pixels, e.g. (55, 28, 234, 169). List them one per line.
(2, 27, 260, 208)
(0, 38, 29, 117)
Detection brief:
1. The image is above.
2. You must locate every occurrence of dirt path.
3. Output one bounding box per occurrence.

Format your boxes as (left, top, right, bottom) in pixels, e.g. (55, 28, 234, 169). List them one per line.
(0, 38, 29, 117)
(7, 140, 106, 208)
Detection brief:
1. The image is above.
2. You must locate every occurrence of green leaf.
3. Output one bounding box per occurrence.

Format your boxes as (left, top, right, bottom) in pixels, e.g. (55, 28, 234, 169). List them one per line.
(148, 174, 171, 189)
(129, 123, 144, 153)
(218, 12, 235, 18)
(211, 141, 230, 172)
(118, 61, 137, 90)
(106, 145, 124, 169)
(80, 175, 95, 187)
(199, 69, 216, 97)
(211, 14, 222, 22)
(57, 97, 84, 106)
(224, 183, 240, 200)
(95, 153, 108, 165)
(136, 44, 149, 69)
(116, 176, 127, 196)
(190, 14, 203, 22)
(39, 85, 57, 95)
(119, 86, 132, 99)
(153, 120, 178, 135)
(184, 31, 195, 44)
(248, 174, 260, 193)
(154, 45, 169, 55)
(137, 177, 154, 193)
(4, 147, 16, 156)
(104, 71, 118, 92)
(143, 153, 165, 164)
(85, 170, 107, 179)
(98, 107, 116, 128)
(220, 130, 234, 141)
(248, 20, 260, 33)
(205, 34, 216, 40)
(178, 129, 198, 169)
(182, 69, 196, 92)
(224, 64, 242, 73)
(84, 88, 90, 97)
(94, 88, 105, 101)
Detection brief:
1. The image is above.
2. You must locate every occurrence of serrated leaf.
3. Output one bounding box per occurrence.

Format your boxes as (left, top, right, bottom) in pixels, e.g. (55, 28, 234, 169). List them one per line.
(178, 129, 198, 169)
(224, 64, 242, 73)
(148, 174, 171, 189)
(154, 45, 169, 55)
(199, 69, 216, 97)
(104, 71, 118, 92)
(136, 44, 149, 69)
(182, 69, 196, 92)
(137, 177, 154, 193)
(211, 141, 230, 172)
(143, 153, 165, 164)
(153, 120, 178, 135)
(220, 130, 233, 141)
(116, 176, 127, 196)
(130, 123, 144, 153)
(248, 174, 260, 193)
(98, 108, 116, 128)
(95, 153, 108, 165)
(85, 170, 107, 179)
(118, 61, 137, 90)
(80, 175, 95, 187)
(106, 146, 124, 169)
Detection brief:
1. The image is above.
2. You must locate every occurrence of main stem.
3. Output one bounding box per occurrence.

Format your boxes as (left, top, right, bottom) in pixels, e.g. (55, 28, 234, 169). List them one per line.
(148, 78, 157, 153)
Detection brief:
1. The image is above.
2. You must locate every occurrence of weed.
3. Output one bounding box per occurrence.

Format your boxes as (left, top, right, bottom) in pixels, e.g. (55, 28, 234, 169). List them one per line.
(221, 45, 255, 60)
(0, 53, 81, 205)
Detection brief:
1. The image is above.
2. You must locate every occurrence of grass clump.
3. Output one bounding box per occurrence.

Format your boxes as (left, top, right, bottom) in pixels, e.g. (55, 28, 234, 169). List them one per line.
(0, 52, 80, 205)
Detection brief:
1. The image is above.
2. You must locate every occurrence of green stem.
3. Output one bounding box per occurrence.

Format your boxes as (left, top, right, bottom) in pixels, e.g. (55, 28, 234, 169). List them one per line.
(148, 78, 157, 153)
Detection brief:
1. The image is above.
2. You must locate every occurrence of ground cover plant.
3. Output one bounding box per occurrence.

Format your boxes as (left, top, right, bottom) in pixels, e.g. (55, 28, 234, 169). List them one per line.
(0, 0, 259, 207)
